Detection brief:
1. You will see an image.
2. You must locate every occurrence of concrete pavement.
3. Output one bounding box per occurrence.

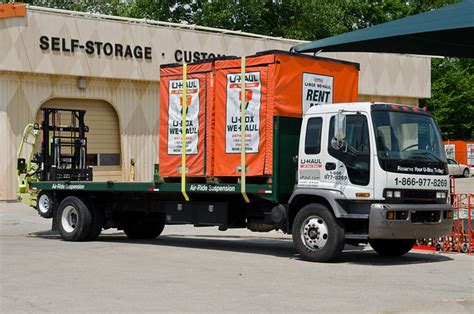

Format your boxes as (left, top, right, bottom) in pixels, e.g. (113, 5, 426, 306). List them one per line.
(1, 200, 473, 313)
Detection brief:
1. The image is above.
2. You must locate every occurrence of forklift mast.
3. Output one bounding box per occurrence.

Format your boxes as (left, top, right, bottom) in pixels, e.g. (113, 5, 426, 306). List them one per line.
(39, 108, 93, 181)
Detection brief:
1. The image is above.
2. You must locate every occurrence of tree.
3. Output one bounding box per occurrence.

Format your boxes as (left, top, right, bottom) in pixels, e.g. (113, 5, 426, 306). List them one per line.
(192, 1, 347, 40)
(121, 0, 201, 23)
(24, 0, 127, 15)
(425, 58, 474, 140)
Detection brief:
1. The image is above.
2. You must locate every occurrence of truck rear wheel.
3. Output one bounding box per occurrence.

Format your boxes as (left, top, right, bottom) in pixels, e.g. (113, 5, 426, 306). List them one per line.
(123, 213, 165, 239)
(57, 196, 92, 241)
(369, 239, 415, 256)
(292, 204, 345, 262)
(84, 202, 104, 241)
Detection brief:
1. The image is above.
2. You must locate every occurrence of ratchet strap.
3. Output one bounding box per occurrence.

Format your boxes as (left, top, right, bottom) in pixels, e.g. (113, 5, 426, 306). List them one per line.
(240, 57, 250, 203)
(181, 63, 189, 201)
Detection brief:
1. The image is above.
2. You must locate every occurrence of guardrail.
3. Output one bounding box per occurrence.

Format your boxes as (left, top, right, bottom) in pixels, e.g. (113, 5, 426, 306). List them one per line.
(416, 177, 473, 254)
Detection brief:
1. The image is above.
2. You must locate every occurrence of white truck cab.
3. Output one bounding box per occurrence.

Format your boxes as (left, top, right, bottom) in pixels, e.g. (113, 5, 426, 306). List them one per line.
(289, 102, 452, 261)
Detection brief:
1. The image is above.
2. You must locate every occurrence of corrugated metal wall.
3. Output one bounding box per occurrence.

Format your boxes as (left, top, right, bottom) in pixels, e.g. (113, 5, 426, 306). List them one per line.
(0, 71, 159, 200)
(358, 94, 419, 106)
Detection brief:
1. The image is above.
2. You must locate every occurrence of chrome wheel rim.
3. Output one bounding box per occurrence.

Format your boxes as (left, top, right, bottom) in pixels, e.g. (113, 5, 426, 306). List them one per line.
(300, 215, 329, 251)
(61, 205, 78, 233)
(38, 194, 50, 214)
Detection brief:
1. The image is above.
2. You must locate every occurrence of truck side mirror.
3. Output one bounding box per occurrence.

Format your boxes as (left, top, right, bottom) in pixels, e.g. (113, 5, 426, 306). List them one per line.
(331, 111, 346, 150)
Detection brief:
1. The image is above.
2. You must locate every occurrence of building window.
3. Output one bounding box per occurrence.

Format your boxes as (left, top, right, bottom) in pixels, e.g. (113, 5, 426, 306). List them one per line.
(100, 154, 121, 166)
(86, 154, 98, 166)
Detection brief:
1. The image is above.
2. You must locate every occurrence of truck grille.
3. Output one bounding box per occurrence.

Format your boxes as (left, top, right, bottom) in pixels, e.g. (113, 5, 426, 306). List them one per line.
(403, 190, 436, 200)
(411, 211, 441, 223)
(384, 189, 445, 204)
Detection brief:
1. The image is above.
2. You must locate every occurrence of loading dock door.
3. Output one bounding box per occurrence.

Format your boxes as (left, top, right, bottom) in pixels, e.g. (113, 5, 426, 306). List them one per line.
(37, 99, 122, 181)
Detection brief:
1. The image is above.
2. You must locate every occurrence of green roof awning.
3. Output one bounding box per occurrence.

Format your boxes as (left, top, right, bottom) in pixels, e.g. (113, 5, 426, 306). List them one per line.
(292, 0, 474, 58)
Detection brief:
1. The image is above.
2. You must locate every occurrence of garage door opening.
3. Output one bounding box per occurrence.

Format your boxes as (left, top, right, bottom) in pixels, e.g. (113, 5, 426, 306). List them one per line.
(36, 99, 122, 182)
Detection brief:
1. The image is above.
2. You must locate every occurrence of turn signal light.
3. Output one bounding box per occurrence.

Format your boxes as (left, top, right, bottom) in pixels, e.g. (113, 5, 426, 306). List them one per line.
(386, 211, 395, 220)
(356, 193, 370, 197)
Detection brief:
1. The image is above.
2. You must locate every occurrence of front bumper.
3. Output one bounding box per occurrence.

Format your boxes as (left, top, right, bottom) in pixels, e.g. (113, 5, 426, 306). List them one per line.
(369, 203, 452, 239)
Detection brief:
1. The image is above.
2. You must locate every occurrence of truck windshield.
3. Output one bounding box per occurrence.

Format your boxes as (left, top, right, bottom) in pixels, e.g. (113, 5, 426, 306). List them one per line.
(371, 109, 447, 175)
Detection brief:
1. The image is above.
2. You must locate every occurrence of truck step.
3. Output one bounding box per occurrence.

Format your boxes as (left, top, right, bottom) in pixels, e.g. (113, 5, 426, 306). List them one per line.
(345, 234, 369, 240)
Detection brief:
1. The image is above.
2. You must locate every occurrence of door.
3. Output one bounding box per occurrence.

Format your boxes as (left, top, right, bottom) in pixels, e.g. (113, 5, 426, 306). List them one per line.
(37, 99, 122, 181)
(298, 116, 324, 187)
(322, 113, 373, 197)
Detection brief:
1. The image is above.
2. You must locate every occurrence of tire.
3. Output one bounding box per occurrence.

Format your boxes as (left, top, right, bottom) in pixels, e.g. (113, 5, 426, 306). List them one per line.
(57, 196, 92, 241)
(463, 168, 469, 178)
(123, 213, 165, 239)
(369, 239, 415, 257)
(36, 191, 55, 219)
(84, 201, 104, 241)
(292, 204, 345, 262)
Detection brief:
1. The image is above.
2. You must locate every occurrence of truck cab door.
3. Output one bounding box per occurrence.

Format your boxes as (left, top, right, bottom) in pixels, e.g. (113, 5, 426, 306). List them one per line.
(320, 113, 373, 198)
(297, 116, 324, 188)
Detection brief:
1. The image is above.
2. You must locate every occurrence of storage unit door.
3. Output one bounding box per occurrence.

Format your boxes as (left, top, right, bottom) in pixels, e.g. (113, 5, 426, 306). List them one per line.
(36, 99, 122, 181)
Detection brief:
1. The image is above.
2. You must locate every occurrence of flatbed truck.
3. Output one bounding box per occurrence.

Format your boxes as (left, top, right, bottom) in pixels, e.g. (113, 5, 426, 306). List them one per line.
(17, 101, 453, 262)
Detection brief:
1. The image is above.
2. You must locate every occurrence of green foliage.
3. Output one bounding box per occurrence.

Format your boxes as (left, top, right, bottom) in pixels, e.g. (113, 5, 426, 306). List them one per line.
(193, 0, 347, 40)
(121, 0, 200, 23)
(24, 0, 127, 15)
(340, 0, 459, 30)
(425, 59, 474, 140)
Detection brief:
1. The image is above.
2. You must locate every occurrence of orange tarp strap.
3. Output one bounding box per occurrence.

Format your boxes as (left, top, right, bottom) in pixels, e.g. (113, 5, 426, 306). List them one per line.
(0, 3, 26, 19)
(240, 57, 250, 203)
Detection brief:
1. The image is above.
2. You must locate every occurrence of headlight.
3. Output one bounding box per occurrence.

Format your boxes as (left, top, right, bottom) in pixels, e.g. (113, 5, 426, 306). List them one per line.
(436, 191, 446, 199)
(385, 190, 401, 198)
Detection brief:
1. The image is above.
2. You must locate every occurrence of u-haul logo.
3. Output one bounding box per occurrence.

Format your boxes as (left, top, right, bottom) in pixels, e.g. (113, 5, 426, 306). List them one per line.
(299, 158, 322, 168)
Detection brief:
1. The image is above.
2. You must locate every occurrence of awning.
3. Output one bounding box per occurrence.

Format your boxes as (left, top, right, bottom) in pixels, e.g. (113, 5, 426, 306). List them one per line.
(292, 0, 474, 58)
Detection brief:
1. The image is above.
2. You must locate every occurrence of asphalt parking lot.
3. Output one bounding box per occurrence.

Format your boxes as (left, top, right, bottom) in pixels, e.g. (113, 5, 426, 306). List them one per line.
(1, 177, 473, 313)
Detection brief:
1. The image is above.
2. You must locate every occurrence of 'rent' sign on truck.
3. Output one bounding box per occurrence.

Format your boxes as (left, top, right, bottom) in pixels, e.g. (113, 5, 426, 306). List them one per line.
(18, 51, 452, 262)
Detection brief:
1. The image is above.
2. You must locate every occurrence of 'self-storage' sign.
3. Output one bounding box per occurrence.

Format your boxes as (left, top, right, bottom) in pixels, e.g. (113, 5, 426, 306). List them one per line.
(39, 36, 152, 60)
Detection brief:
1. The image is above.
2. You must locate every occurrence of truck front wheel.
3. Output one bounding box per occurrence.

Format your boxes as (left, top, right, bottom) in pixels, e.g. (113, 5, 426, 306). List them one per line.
(369, 239, 415, 256)
(292, 204, 345, 262)
(123, 213, 165, 239)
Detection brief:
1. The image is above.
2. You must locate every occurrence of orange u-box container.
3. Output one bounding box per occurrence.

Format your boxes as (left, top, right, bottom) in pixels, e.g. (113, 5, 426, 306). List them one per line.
(159, 61, 214, 177)
(159, 51, 359, 179)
